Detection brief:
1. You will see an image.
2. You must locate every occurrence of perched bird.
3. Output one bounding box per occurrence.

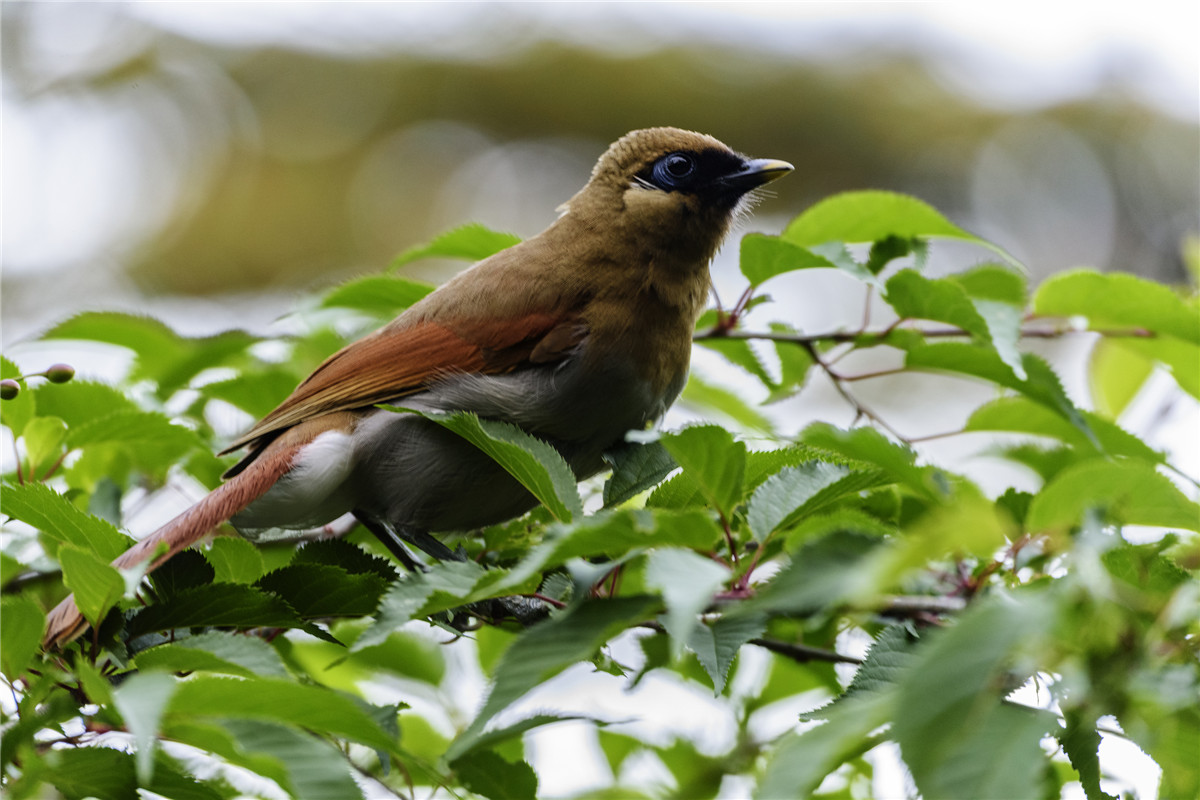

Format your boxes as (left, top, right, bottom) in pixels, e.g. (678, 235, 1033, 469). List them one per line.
(42, 127, 792, 646)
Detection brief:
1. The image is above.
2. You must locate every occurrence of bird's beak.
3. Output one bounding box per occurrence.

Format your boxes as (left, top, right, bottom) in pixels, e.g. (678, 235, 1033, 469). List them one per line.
(719, 158, 794, 194)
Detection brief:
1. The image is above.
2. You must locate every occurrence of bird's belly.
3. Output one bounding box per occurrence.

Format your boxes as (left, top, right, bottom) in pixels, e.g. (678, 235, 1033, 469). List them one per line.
(231, 428, 357, 532)
(349, 353, 674, 532)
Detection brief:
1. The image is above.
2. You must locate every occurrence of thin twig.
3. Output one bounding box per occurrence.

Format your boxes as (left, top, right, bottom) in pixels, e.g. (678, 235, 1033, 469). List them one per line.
(749, 637, 862, 665)
(694, 324, 1156, 345)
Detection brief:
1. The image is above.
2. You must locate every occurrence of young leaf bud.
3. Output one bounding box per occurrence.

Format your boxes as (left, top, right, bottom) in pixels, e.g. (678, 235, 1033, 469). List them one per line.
(45, 363, 75, 384)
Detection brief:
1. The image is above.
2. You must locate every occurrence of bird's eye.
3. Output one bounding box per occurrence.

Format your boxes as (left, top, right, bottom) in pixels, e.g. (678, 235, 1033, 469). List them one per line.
(647, 152, 698, 190)
(663, 154, 694, 178)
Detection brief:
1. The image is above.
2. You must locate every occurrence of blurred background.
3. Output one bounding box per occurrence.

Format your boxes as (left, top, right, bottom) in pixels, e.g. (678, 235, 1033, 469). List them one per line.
(3, 5, 1196, 797)
(3, 1, 1197, 342)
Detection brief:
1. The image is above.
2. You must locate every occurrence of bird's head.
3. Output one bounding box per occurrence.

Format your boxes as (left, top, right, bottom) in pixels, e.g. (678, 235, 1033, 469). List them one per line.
(560, 127, 793, 266)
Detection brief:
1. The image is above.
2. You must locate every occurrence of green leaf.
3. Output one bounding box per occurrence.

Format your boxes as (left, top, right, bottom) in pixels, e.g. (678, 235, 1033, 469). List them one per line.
(151, 549, 216, 599)
(167, 675, 400, 754)
(4, 549, 49, 592)
(659, 425, 746, 517)
(645, 548, 730, 660)
(800, 423, 935, 498)
(202, 367, 304, 419)
(113, 671, 178, 783)
(679, 373, 775, 433)
(58, 543, 125, 627)
(390, 222, 522, 269)
(602, 439, 677, 508)
(204, 536, 266, 584)
(892, 594, 1055, 800)
(126, 583, 306, 638)
(21, 415, 67, 477)
(1, 480, 131, 560)
(495, 509, 723, 595)
(319, 274, 435, 315)
(1033, 269, 1200, 345)
(920, 701, 1058, 800)
(745, 461, 867, 542)
(964, 397, 1163, 463)
(755, 692, 893, 800)
(453, 749, 538, 800)
(406, 409, 583, 522)
(43, 311, 259, 398)
(733, 531, 883, 617)
(1060, 709, 1118, 800)
(1114, 334, 1200, 399)
(256, 563, 389, 618)
(738, 232, 838, 287)
(782, 190, 1017, 265)
(355, 560, 520, 651)
(953, 263, 1027, 303)
(447, 596, 659, 760)
(1027, 459, 1200, 533)
(765, 324, 816, 403)
(66, 410, 206, 480)
(1088, 339, 1155, 419)
(1036, 269, 1200, 398)
(903, 344, 1093, 438)
(0, 356, 34, 435)
(688, 613, 765, 694)
(871, 489, 1012, 582)
(885, 269, 1027, 379)
(222, 719, 363, 800)
(45, 747, 224, 800)
(865, 234, 922, 275)
(802, 625, 919, 723)
(135, 631, 290, 678)
(30, 379, 142, 426)
(292, 538, 397, 582)
(696, 337, 775, 389)
(0, 595, 45, 678)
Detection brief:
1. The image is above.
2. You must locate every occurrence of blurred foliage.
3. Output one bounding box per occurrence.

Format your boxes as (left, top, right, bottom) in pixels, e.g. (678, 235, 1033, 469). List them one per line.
(2, 2, 1196, 315)
(3, 196, 1197, 799)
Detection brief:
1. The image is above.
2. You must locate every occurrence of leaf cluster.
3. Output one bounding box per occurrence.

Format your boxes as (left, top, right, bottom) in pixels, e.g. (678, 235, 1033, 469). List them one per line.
(2, 196, 1197, 799)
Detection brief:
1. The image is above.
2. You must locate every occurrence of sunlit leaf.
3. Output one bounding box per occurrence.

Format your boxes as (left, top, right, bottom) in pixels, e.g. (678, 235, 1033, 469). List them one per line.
(1088, 339, 1155, 420)
(646, 547, 730, 660)
(739, 232, 837, 287)
(602, 439, 677, 508)
(447, 596, 658, 760)
(113, 672, 178, 783)
(58, 544, 125, 627)
(1033, 269, 1200, 344)
(403, 409, 583, 522)
(390, 222, 521, 269)
(659, 425, 746, 517)
(167, 675, 400, 754)
(0, 595, 45, 679)
(319, 274, 435, 315)
(782, 190, 1018, 266)
(688, 614, 765, 694)
(453, 749, 538, 800)
(964, 397, 1163, 463)
(135, 632, 290, 678)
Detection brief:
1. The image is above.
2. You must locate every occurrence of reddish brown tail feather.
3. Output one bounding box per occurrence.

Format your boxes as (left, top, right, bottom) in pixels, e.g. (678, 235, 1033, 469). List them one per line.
(42, 442, 299, 648)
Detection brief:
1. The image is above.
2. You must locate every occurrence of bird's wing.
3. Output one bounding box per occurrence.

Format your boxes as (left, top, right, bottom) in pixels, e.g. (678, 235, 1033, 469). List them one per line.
(221, 311, 586, 455)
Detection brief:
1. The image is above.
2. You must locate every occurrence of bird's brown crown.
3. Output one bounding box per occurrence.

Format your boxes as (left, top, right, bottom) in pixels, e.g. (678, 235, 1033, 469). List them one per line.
(589, 127, 731, 185)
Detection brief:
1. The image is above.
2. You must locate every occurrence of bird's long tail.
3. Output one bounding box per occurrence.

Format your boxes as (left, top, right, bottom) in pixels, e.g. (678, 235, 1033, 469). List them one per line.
(42, 441, 300, 648)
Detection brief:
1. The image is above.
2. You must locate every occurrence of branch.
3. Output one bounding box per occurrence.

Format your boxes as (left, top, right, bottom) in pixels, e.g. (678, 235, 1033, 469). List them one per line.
(693, 323, 1156, 346)
(749, 637, 862, 665)
(875, 594, 968, 616)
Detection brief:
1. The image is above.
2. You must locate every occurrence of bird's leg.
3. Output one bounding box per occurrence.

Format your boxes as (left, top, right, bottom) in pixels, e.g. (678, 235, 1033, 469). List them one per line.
(352, 511, 432, 572)
(352, 511, 549, 627)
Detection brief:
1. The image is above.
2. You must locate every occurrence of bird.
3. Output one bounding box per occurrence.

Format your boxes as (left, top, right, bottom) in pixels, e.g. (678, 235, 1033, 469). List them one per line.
(42, 127, 793, 647)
